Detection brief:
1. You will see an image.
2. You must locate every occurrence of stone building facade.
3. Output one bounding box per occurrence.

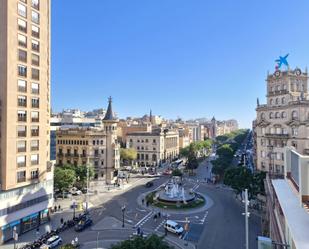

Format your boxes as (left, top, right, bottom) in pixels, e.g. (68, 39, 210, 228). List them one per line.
(56, 98, 120, 184)
(126, 128, 179, 167)
(255, 67, 309, 175)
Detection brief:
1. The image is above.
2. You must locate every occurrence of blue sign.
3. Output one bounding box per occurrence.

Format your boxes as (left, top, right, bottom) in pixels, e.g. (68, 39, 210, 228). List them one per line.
(275, 54, 289, 68)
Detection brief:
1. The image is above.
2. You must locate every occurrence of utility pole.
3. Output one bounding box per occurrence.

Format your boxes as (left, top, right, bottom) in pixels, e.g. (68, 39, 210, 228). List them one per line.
(242, 189, 250, 249)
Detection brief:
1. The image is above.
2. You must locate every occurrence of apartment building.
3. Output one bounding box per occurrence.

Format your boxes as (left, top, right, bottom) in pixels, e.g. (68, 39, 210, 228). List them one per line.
(55, 98, 120, 184)
(255, 67, 309, 175)
(264, 147, 309, 249)
(0, 0, 52, 243)
(126, 128, 179, 167)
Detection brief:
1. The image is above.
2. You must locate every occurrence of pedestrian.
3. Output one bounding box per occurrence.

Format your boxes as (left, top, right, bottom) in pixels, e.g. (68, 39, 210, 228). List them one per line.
(153, 214, 157, 222)
(58, 204, 61, 211)
(146, 201, 149, 207)
(142, 199, 144, 205)
(60, 217, 64, 224)
(54, 205, 57, 212)
(158, 212, 161, 218)
(137, 226, 141, 235)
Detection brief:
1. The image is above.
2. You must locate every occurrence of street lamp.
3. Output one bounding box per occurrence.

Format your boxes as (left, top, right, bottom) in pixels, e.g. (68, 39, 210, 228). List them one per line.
(121, 205, 126, 228)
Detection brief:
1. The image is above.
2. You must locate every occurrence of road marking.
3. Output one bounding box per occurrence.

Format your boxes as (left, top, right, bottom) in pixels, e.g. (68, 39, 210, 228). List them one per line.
(136, 208, 147, 212)
(126, 219, 133, 223)
(154, 219, 166, 232)
(134, 211, 153, 228)
(200, 211, 209, 223)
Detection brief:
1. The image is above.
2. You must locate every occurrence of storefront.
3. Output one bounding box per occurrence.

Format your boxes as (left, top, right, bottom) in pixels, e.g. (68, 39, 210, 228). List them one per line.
(0, 209, 50, 243)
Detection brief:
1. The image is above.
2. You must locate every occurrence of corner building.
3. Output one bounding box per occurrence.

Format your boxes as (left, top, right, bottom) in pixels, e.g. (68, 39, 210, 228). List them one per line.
(256, 67, 309, 175)
(0, 0, 53, 243)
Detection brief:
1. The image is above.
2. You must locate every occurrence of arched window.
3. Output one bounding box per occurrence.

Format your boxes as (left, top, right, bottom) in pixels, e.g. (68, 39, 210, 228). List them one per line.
(281, 112, 287, 118)
(275, 112, 280, 118)
(292, 110, 298, 120)
(260, 113, 265, 120)
(275, 98, 279, 105)
(281, 97, 285, 104)
(283, 84, 287, 90)
(276, 85, 280, 91)
(270, 87, 273, 92)
(270, 99, 273, 105)
(269, 112, 274, 119)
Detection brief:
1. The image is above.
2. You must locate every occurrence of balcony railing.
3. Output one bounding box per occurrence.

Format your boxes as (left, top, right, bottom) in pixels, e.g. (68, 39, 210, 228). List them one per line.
(18, 40, 27, 48)
(18, 116, 27, 122)
(18, 86, 27, 92)
(17, 177, 26, 183)
(57, 152, 64, 157)
(32, 3, 40, 10)
(32, 31, 39, 38)
(32, 102, 39, 108)
(31, 130, 39, 136)
(80, 153, 87, 158)
(18, 25, 27, 33)
(31, 146, 39, 151)
(18, 101, 27, 107)
(18, 131, 27, 137)
(32, 89, 39, 94)
(32, 59, 39, 66)
(32, 44, 39, 52)
(18, 147, 26, 153)
(65, 153, 73, 157)
(17, 162, 26, 167)
(73, 153, 79, 157)
(264, 133, 289, 138)
(31, 117, 39, 122)
(31, 160, 39, 165)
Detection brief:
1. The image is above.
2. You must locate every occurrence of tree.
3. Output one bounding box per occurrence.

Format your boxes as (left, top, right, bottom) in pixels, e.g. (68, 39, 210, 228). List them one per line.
(111, 234, 173, 249)
(60, 164, 94, 188)
(120, 148, 137, 165)
(179, 147, 190, 158)
(60, 245, 75, 249)
(54, 167, 76, 192)
(186, 145, 199, 173)
(216, 144, 234, 159)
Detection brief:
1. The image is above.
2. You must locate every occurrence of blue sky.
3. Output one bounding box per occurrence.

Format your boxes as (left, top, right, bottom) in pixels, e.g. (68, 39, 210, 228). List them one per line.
(51, 0, 309, 128)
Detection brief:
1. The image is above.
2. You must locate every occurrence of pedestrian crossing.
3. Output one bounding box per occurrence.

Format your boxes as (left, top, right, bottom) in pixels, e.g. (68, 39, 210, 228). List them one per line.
(154, 219, 166, 232)
(134, 211, 153, 228)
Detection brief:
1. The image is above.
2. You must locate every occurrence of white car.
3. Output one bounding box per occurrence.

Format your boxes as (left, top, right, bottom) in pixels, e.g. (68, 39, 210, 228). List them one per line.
(40, 235, 62, 249)
(164, 220, 184, 235)
(70, 187, 82, 195)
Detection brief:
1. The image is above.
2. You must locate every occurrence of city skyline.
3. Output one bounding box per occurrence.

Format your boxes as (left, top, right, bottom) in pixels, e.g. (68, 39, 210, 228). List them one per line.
(51, 0, 309, 128)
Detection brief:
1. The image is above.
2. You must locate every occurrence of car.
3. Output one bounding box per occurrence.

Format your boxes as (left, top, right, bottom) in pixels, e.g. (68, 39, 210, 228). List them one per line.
(40, 235, 62, 249)
(145, 182, 154, 188)
(74, 217, 93, 232)
(163, 169, 172, 175)
(164, 220, 184, 235)
(70, 187, 82, 195)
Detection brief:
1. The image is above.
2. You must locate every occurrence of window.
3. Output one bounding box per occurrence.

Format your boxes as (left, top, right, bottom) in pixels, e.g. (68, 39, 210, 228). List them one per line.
(17, 171, 26, 183)
(31, 25, 39, 38)
(31, 83, 39, 94)
(18, 125, 27, 137)
(18, 65, 27, 77)
(32, 0, 39, 10)
(292, 128, 298, 136)
(270, 99, 273, 105)
(31, 111, 39, 122)
(18, 18, 27, 33)
(153, 139, 156, 143)
(18, 79, 27, 92)
(261, 128, 265, 135)
(18, 34, 27, 48)
(281, 97, 285, 104)
(31, 169, 39, 180)
(31, 68, 39, 80)
(275, 112, 280, 119)
(275, 98, 279, 105)
(32, 39, 39, 52)
(292, 111, 298, 120)
(31, 126, 39, 136)
(18, 96, 27, 107)
(282, 128, 288, 135)
(31, 140, 39, 151)
(283, 84, 287, 90)
(276, 127, 281, 134)
(31, 154, 39, 165)
(269, 112, 274, 119)
(260, 113, 265, 120)
(276, 153, 281, 160)
(17, 141, 26, 152)
(18, 110, 27, 122)
(18, 3, 27, 17)
(31, 97, 39, 108)
(292, 141, 297, 149)
(31, 54, 39, 66)
(17, 156, 26, 167)
(31, 11, 39, 24)
(261, 151, 266, 158)
(281, 112, 287, 118)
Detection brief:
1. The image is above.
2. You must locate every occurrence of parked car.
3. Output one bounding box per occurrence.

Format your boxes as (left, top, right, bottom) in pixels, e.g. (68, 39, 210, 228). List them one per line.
(164, 220, 184, 235)
(74, 217, 93, 232)
(145, 182, 154, 188)
(70, 187, 82, 195)
(163, 169, 172, 175)
(40, 235, 62, 249)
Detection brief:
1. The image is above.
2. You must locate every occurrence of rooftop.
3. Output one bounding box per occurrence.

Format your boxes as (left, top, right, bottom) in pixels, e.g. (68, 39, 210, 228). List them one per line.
(272, 179, 309, 249)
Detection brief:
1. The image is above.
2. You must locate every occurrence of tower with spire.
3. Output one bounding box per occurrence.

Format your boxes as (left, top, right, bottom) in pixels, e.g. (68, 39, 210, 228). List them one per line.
(149, 109, 152, 124)
(211, 116, 217, 139)
(103, 97, 120, 184)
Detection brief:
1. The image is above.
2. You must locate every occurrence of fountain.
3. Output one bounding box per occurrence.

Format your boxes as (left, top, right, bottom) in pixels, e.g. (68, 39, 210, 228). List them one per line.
(157, 178, 195, 204)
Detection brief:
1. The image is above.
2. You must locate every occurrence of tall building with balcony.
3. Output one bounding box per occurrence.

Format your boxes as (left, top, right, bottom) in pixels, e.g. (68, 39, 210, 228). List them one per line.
(55, 98, 120, 184)
(0, 0, 52, 243)
(255, 67, 309, 175)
